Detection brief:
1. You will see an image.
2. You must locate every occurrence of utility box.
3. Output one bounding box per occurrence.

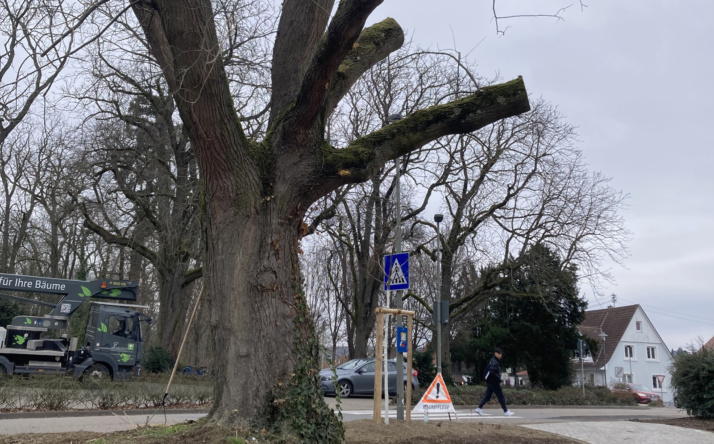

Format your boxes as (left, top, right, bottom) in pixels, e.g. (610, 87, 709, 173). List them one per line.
(432, 300, 450, 325)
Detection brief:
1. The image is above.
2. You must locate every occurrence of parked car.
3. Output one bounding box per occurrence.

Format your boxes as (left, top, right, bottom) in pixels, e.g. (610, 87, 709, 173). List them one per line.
(613, 382, 662, 404)
(320, 358, 419, 398)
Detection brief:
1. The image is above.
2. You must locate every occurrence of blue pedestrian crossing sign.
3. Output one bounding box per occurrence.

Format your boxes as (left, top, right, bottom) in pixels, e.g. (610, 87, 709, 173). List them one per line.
(384, 252, 409, 291)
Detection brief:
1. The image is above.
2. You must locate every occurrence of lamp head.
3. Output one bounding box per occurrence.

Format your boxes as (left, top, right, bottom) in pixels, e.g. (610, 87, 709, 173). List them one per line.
(434, 214, 443, 223)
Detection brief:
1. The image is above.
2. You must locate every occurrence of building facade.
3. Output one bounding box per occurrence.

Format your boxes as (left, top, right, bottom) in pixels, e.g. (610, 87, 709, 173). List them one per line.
(574, 304, 674, 405)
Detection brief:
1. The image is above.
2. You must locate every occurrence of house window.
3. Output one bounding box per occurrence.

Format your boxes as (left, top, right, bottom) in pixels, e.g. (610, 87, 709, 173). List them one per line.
(636, 321, 642, 331)
(624, 373, 633, 383)
(647, 346, 657, 360)
(652, 376, 663, 390)
(624, 345, 634, 359)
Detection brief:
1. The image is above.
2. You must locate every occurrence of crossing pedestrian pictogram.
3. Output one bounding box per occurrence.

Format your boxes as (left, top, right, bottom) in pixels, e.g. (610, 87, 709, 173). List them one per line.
(383, 252, 410, 291)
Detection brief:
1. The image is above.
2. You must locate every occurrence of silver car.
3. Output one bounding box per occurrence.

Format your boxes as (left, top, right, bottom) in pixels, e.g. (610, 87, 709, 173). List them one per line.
(319, 358, 419, 398)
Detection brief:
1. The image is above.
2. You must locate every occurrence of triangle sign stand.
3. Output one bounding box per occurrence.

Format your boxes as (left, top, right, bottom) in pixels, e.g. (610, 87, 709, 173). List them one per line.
(412, 373, 457, 417)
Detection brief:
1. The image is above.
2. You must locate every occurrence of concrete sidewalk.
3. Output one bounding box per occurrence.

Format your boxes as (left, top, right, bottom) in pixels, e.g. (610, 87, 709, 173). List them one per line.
(0, 412, 206, 435)
(523, 421, 714, 444)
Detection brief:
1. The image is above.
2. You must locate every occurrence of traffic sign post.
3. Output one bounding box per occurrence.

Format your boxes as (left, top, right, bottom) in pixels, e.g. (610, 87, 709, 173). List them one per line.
(384, 253, 409, 291)
(383, 253, 410, 420)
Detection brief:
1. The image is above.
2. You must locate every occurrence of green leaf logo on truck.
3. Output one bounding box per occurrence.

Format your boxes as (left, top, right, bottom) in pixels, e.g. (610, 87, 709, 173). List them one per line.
(24, 318, 31, 325)
(78, 286, 92, 298)
(119, 353, 130, 363)
(100, 289, 122, 297)
(13, 335, 26, 346)
(99, 322, 108, 333)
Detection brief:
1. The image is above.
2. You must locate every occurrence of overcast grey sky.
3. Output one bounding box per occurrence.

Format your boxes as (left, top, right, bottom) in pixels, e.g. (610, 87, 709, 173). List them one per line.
(370, 0, 714, 351)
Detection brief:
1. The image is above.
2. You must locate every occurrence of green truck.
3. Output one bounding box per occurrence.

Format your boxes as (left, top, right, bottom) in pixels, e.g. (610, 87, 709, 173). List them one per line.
(0, 273, 152, 380)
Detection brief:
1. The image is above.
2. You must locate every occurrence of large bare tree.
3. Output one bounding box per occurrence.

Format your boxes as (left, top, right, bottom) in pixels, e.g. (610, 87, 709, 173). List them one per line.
(129, 0, 529, 433)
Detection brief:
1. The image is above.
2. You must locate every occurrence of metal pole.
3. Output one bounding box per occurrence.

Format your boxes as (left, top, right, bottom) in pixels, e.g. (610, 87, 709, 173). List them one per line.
(386, 113, 405, 420)
(394, 155, 405, 420)
(580, 341, 585, 396)
(434, 215, 442, 374)
(383, 314, 389, 425)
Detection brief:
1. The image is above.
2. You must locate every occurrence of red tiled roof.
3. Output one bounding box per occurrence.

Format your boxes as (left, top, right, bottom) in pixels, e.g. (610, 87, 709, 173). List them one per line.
(578, 304, 638, 368)
(704, 336, 714, 351)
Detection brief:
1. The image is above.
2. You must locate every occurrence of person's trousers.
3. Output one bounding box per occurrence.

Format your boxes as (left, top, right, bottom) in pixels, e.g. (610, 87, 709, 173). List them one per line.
(478, 382, 507, 411)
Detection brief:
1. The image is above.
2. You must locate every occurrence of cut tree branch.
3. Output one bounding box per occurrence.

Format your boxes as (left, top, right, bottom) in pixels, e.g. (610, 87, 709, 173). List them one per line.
(293, 0, 384, 128)
(318, 76, 530, 193)
(324, 18, 404, 114)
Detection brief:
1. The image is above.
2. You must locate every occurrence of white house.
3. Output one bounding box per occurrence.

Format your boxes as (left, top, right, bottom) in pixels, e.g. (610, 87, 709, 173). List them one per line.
(573, 304, 675, 405)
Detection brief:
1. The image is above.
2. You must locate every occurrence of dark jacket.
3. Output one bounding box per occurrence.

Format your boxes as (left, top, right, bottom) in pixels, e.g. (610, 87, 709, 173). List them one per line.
(484, 356, 502, 384)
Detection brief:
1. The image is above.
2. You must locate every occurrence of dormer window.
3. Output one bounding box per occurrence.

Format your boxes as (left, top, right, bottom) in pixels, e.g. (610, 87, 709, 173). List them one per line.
(636, 321, 642, 332)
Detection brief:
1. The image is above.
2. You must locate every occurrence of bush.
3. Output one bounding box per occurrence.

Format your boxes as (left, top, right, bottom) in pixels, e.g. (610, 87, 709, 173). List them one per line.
(413, 383, 637, 407)
(143, 346, 174, 373)
(670, 346, 714, 418)
(412, 350, 436, 388)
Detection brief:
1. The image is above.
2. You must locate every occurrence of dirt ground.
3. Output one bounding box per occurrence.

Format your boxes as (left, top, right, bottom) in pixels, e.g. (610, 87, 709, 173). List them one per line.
(631, 416, 714, 432)
(0, 420, 580, 444)
(0, 417, 712, 444)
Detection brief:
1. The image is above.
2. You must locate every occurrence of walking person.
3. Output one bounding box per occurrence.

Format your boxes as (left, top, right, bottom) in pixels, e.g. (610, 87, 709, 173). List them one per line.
(475, 347, 514, 416)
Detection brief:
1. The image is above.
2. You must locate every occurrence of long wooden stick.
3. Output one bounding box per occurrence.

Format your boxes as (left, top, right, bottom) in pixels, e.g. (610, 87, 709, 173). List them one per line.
(161, 285, 204, 405)
(406, 315, 413, 423)
(374, 313, 384, 423)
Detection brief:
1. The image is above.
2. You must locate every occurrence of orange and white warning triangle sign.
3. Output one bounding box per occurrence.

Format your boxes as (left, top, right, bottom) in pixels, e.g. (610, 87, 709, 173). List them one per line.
(412, 373, 456, 413)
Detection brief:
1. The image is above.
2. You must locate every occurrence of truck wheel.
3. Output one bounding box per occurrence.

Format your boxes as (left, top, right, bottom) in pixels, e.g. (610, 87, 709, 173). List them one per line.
(84, 364, 111, 382)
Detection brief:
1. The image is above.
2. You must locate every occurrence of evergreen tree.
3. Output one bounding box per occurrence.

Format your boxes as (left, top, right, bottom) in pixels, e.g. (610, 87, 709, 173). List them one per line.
(461, 244, 587, 389)
(0, 299, 21, 328)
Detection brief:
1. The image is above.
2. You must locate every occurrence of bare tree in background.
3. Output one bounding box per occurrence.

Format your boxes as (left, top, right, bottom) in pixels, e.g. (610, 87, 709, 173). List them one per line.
(0, 0, 110, 145)
(413, 100, 628, 375)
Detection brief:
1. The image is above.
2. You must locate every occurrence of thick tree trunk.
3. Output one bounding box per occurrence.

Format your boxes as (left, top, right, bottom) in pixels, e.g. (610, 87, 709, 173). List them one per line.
(440, 248, 455, 378)
(206, 204, 307, 423)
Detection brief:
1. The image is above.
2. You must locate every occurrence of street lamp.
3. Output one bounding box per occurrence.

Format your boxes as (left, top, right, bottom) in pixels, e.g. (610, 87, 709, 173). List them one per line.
(434, 213, 443, 374)
(599, 331, 608, 387)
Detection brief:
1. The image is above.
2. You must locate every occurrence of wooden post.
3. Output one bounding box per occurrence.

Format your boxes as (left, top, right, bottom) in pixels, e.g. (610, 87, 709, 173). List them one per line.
(406, 315, 413, 423)
(372, 308, 416, 424)
(374, 312, 384, 423)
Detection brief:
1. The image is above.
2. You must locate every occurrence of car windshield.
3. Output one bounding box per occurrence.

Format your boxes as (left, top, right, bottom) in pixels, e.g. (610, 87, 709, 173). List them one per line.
(630, 384, 652, 392)
(336, 359, 371, 370)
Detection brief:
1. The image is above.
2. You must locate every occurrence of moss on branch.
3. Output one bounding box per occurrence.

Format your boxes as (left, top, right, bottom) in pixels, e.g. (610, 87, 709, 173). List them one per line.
(327, 18, 405, 112)
(320, 77, 530, 185)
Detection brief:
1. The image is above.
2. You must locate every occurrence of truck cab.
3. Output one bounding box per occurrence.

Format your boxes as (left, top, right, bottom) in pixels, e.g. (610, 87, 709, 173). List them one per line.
(74, 303, 148, 380)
